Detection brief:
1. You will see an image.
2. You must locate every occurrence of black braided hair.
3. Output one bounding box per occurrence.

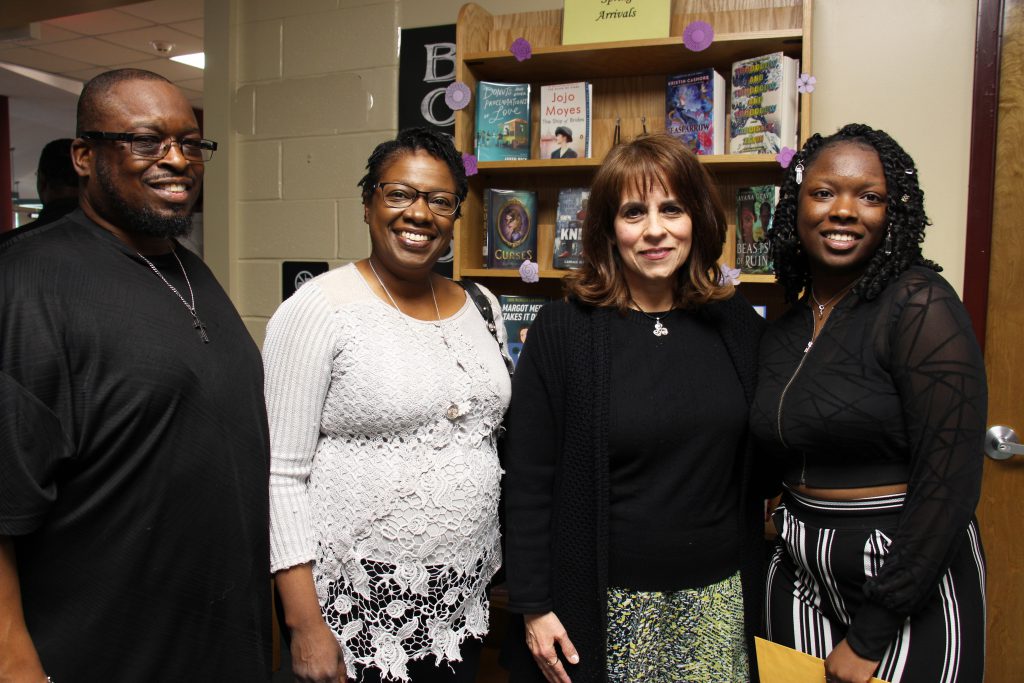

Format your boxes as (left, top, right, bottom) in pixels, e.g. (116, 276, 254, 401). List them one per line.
(356, 127, 468, 219)
(769, 123, 940, 304)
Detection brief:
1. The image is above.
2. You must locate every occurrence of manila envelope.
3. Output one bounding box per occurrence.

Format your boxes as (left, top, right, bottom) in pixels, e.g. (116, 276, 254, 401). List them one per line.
(755, 637, 890, 683)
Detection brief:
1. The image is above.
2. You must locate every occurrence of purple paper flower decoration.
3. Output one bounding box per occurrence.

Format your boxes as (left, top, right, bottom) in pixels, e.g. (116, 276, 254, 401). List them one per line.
(797, 73, 816, 94)
(519, 259, 540, 283)
(461, 152, 478, 177)
(719, 264, 742, 286)
(510, 37, 532, 62)
(444, 82, 472, 110)
(776, 146, 796, 169)
(683, 21, 714, 51)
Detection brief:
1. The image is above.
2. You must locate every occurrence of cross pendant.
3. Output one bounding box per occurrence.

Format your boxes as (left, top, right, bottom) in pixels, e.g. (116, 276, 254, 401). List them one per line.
(192, 313, 211, 343)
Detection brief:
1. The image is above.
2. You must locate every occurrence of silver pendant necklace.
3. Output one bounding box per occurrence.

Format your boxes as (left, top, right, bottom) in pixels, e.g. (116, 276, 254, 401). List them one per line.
(136, 249, 210, 343)
(367, 259, 462, 421)
(809, 279, 858, 320)
(631, 298, 670, 337)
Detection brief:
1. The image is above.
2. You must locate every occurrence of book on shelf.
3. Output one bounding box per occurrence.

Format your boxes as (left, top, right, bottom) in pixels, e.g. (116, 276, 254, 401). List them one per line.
(729, 52, 800, 154)
(475, 82, 531, 162)
(553, 188, 590, 270)
(539, 82, 592, 159)
(665, 69, 726, 155)
(483, 188, 538, 268)
(498, 295, 548, 369)
(735, 185, 778, 275)
(561, 0, 670, 45)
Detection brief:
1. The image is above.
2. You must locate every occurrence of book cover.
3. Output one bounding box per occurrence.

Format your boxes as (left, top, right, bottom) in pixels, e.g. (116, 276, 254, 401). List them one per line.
(483, 188, 538, 268)
(729, 52, 800, 154)
(666, 68, 726, 155)
(498, 295, 548, 369)
(735, 185, 778, 274)
(562, 0, 670, 45)
(553, 188, 590, 269)
(475, 82, 531, 161)
(539, 82, 592, 159)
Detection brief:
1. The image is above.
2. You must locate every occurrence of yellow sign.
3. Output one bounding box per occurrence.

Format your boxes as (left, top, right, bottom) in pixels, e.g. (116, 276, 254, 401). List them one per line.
(562, 0, 670, 45)
(755, 637, 891, 683)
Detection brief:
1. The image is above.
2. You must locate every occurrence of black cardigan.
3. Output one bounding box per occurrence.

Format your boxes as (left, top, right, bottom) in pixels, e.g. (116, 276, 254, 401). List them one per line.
(501, 294, 766, 682)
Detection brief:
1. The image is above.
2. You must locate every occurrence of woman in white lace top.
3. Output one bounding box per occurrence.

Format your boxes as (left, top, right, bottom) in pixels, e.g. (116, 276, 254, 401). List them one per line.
(264, 128, 511, 682)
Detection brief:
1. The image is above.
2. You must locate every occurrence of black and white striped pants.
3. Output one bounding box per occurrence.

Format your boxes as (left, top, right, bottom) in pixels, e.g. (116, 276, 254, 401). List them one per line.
(765, 488, 986, 683)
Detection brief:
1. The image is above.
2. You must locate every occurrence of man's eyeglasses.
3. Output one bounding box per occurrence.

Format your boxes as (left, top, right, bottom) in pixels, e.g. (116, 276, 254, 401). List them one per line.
(80, 132, 218, 163)
(376, 182, 460, 217)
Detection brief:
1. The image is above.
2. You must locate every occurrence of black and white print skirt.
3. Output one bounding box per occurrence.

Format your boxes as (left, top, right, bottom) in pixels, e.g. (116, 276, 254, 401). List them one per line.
(765, 488, 986, 683)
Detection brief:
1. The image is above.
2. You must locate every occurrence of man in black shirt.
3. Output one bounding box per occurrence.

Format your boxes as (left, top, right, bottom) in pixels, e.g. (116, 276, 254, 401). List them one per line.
(0, 69, 271, 682)
(0, 139, 78, 246)
(29, 138, 79, 226)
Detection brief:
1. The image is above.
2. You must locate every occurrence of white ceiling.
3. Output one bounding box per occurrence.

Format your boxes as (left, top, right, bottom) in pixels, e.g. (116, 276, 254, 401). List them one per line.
(1, 0, 204, 202)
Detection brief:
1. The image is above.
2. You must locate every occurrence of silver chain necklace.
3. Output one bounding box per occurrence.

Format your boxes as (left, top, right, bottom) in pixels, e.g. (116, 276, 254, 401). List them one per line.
(136, 249, 210, 343)
(630, 298, 670, 337)
(809, 279, 858, 320)
(367, 259, 462, 421)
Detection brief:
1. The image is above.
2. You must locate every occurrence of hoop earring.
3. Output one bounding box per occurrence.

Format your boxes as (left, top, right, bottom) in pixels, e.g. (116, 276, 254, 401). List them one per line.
(883, 225, 894, 256)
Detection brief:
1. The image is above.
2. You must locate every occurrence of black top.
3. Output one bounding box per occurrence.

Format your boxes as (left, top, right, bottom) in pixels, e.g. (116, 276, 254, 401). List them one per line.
(608, 308, 744, 590)
(501, 295, 765, 682)
(0, 198, 80, 247)
(0, 211, 272, 681)
(750, 266, 987, 659)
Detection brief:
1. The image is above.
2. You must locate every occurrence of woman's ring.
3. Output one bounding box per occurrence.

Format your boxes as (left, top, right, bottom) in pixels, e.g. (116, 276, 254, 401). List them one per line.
(549, 657, 559, 667)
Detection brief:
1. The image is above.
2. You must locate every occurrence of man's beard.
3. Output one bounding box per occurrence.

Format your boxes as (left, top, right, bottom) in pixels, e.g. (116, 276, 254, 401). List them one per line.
(96, 158, 195, 239)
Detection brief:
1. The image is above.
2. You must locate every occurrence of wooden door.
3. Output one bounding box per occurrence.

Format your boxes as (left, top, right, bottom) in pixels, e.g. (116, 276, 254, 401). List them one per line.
(977, 1, 1024, 680)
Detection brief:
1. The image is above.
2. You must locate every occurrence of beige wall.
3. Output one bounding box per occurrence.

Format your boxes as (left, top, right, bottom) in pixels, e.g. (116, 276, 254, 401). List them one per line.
(206, 0, 978, 344)
(811, 0, 977, 293)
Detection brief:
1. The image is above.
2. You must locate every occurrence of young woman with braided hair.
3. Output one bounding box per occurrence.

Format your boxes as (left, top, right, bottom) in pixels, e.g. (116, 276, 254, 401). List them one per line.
(751, 124, 987, 683)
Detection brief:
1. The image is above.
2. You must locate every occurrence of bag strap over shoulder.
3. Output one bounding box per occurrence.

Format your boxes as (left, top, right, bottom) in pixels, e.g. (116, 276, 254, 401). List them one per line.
(458, 279, 514, 376)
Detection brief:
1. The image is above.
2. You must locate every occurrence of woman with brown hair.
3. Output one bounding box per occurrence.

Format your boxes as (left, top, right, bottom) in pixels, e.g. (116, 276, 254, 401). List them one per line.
(501, 133, 765, 682)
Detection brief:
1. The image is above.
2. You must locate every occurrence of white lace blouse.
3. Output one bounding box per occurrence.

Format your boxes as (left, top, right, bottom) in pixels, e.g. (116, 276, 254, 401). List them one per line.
(264, 263, 511, 680)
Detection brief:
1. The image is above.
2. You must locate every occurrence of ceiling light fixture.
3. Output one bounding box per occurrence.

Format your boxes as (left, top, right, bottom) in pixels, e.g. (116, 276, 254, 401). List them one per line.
(150, 40, 175, 54)
(170, 52, 205, 69)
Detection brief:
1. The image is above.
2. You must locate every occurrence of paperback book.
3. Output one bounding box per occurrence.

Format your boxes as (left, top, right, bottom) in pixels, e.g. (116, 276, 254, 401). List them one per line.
(729, 52, 799, 154)
(483, 188, 538, 268)
(540, 82, 593, 159)
(665, 68, 726, 155)
(498, 295, 548, 369)
(553, 188, 590, 269)
(475, 81, 531, 161)
(735, 185, 778, 274)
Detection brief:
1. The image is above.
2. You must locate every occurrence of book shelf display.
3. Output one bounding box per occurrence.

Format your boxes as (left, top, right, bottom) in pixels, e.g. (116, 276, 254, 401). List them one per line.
(452, 0, 813, 287)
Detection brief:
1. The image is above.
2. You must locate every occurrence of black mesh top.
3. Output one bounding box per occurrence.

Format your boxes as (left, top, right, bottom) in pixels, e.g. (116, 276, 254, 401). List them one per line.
(750, 265, 988, 657)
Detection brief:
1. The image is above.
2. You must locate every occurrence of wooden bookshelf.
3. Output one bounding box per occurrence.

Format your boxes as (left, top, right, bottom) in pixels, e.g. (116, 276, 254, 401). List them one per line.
(452, 0, 813, 289)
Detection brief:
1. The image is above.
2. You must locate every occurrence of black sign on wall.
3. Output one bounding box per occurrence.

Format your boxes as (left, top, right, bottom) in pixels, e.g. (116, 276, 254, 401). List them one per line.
(398, 23, 458, 277)
(398, 24, 457, 135)
(282, 261, 330, 301)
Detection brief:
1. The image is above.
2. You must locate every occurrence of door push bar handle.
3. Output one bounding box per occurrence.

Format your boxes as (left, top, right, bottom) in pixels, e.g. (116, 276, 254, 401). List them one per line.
(984, 425, 1024, 461)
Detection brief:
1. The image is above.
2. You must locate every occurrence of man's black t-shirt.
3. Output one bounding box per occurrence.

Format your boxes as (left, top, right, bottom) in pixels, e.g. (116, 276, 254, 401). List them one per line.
(0, 211, 271, 681)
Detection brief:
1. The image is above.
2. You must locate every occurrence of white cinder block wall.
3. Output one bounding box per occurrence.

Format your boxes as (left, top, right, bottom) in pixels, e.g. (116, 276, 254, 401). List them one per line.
(204, 0, 977, 346)
(207, 0, 400, 344)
